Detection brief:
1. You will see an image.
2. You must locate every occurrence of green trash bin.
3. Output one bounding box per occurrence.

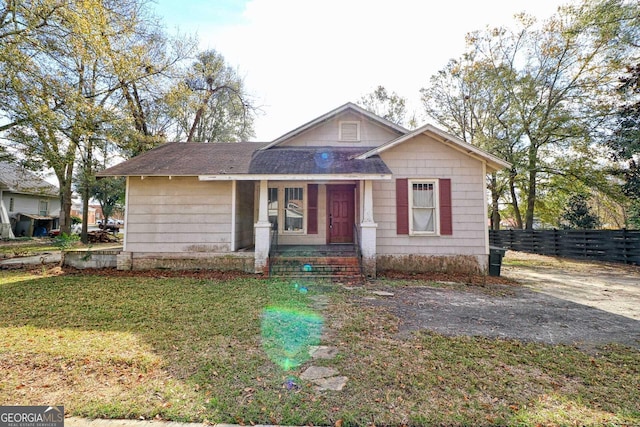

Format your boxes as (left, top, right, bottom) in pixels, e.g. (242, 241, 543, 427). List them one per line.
(488, 246, 507, 277)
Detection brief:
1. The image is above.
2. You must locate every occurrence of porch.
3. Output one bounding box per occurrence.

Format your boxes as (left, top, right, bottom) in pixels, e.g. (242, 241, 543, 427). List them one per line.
(252, 177, 380, 277)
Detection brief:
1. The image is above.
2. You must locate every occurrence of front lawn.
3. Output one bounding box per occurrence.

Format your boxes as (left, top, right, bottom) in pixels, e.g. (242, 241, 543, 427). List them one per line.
(0, 238, 60, 258)
(1, 269, 638, 426)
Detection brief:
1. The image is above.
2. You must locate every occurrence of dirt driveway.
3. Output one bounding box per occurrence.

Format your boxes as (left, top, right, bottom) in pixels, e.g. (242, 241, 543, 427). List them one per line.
(364, 252, 640, 350)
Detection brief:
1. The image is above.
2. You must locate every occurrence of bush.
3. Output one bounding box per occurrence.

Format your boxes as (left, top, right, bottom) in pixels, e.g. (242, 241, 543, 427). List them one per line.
(52, 233, 80, 250)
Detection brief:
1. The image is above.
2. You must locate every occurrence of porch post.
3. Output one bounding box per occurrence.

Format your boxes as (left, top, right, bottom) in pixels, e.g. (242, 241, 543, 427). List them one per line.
(254, 179, 271, 274)
(360, 179, 377, 278)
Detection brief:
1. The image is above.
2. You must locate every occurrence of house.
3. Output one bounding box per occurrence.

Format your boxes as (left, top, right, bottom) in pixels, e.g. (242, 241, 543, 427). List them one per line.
(0, 161, 60, 238)
(98, 103, 510, 277)
(71, 202, 96, 225)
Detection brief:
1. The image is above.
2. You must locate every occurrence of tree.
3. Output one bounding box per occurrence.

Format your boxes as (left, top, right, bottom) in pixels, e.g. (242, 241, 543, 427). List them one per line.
(358, 85, 415, 128)
(166, 49, 256, 142)
(561, 193, 600, 229)
(1, 0, 190, 236)
(91, 177, 125, 224)
(421, 0, 639, 229)
(422, 59, 520, 229)
(608, 63, 640, 226)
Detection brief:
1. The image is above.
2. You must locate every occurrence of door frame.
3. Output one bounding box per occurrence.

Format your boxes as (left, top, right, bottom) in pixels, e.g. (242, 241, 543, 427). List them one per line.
(326, 184, 355, 244)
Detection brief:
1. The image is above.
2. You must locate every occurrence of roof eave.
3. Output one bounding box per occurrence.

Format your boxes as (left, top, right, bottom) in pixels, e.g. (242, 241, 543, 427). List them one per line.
(198, 173, 393, 181)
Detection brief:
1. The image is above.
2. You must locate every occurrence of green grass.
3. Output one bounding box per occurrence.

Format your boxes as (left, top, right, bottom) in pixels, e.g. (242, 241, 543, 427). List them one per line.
(1, 270, 638, 426)
(0, 238, 60, 257)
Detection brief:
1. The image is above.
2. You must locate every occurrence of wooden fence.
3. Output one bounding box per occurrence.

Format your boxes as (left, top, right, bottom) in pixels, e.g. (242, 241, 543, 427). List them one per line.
(489, 229, 640, 265)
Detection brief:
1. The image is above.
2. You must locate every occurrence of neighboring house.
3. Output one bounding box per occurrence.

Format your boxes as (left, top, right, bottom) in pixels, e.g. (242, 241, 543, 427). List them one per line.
(71, 202, 96, 225)
(99, 103, 510, 276)
(0, 161, 61, 238)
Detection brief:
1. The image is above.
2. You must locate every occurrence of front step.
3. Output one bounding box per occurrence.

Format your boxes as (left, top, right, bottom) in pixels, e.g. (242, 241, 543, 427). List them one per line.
(269, 256, 362, 279)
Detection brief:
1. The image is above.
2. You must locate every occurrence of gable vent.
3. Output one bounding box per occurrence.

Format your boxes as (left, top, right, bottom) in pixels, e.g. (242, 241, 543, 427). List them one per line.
(339, 121, 360, 141)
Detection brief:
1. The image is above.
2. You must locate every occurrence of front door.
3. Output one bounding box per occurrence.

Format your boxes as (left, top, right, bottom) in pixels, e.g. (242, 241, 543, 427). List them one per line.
(327, 185, 354, 244)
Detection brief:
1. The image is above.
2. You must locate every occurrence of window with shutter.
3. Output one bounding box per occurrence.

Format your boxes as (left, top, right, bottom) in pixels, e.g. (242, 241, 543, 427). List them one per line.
(396, 178, 453, 236)
(396, 179, 409, 234)
(339, 121, 360, 141)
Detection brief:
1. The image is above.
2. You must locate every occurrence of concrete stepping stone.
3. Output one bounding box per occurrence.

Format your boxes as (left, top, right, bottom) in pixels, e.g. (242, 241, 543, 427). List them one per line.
(300, 366, 338, 380)
(314, 376, 348, 391)
(309, 345, 339, 359)
(371, 290, 395, 297)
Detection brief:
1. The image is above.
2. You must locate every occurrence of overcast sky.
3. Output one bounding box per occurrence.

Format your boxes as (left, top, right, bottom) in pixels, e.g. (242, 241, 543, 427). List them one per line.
(153, 0, 570, 141)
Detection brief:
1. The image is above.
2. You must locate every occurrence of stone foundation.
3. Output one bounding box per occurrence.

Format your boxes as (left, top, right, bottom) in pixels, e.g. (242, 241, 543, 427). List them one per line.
(376, 254, 485, 275)
(64, 248, 121, 269)
(122, 252, 255, 273)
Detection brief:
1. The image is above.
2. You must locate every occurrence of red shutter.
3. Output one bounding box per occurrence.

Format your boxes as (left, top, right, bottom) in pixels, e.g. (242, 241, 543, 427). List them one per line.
(396, 178, 409, 235)
(307, 184, 318, 234)
(439, 178, 452, 235)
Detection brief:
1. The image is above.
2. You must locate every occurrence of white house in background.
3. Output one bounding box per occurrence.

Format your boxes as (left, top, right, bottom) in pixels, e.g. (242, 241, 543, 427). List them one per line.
(0, 161, 61, 238)
(98, 103, 510, 277)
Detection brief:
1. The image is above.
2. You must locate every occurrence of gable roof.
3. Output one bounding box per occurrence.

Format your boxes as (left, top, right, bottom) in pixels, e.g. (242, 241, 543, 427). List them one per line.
(356, 123, 511, 172)
(263, 102, 408, 149)
(0, 161, 59, 197)
(97, 142, 268, 177)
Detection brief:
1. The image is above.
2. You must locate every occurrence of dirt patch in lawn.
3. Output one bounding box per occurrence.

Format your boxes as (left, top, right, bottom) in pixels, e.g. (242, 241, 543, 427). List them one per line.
(362, 252, 640, 350)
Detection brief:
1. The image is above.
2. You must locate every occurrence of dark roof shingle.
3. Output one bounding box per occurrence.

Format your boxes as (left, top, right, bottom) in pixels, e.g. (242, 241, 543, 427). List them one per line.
(0, 161, 59, 197)
(98, 143, 392, 177)
(249, 147, 391, 175)
(98, 142, 266, 176)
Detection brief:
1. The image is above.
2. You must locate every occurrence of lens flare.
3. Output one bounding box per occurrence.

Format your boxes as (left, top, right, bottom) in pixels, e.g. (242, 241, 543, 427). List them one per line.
(261, 307, 323, 371)
(314, 150, 334, 170)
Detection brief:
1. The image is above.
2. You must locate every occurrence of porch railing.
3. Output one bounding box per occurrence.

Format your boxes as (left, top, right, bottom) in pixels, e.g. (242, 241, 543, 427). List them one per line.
(353, 223, 363, 275)
(268, 220, 278, 276)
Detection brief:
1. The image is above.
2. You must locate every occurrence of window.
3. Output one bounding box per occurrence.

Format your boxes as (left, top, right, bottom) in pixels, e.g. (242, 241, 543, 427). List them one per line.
(284, 187, 304, 232)
(268, 185, 305, 233)
(39, 200, 48, 216)
(9, 197, 14, 212)
(409, 180, 437, 234)
(339, 121, 360, 142)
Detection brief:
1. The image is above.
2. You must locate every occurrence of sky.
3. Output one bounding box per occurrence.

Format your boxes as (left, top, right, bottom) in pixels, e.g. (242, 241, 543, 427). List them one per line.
(152, 0, 570, 142)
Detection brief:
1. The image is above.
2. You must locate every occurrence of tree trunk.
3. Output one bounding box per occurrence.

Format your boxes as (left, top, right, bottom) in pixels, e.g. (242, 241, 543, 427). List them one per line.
(59, 180, 73, 235)
(509, 167, 523, 229)
(187, 89, 214, 142)
(81, 186, 89, 244)
(54, 150, 76, 235)
(525, 146, 538, 230)
(490, 173, 501, 230)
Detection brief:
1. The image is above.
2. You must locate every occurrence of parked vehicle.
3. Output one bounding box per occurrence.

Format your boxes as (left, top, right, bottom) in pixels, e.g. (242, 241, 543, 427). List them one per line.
(48, 223, 81, 237)
(98, 222, 120, 233)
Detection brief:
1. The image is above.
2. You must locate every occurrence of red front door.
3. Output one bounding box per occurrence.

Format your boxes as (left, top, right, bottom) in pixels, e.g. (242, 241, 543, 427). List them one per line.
(327, 185, 354, 244)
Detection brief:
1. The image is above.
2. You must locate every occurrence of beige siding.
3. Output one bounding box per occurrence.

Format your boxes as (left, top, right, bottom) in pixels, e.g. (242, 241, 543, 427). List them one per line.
(126, 176, 232, 253)
(235, 181, 254, 250)
(281, 112, 399, 147)
(375, 135, 489, 260)
(275, 184, 328, 245)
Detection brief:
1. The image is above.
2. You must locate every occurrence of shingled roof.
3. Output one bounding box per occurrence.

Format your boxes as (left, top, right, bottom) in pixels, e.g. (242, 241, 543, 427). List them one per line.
(0, 161, 59, 197)
(249, 147, 391, 175)
(98, 143, 392, 177)
(98, 142, 267, 177)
